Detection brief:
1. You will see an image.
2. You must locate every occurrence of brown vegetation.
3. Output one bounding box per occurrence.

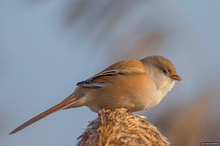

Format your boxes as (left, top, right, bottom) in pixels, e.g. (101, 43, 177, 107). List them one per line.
(78, 108, 169, 146)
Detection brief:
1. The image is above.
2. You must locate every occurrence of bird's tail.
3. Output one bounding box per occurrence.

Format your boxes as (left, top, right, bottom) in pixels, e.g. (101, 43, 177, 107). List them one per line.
(9, 97, 78, 135)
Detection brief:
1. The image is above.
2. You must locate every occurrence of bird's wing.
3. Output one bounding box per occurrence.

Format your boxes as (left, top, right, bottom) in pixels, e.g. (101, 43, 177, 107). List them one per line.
(76, 60, 145, 88)
(76, 70, 122, 88)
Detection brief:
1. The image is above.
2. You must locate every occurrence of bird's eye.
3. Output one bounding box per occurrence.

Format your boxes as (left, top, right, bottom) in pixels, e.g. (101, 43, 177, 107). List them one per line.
(162, 68, 168, 74)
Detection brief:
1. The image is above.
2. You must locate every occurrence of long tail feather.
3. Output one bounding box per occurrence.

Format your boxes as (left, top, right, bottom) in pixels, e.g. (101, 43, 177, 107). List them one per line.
(9, 97, 78, 135)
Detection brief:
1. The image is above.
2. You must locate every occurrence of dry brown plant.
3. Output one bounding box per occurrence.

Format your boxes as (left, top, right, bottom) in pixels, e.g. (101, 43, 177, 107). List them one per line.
(77, 108, 169, 146)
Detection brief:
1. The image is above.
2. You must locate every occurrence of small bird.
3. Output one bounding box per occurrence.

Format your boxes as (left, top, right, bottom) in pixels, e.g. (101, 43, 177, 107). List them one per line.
(10, 55, 181, 135)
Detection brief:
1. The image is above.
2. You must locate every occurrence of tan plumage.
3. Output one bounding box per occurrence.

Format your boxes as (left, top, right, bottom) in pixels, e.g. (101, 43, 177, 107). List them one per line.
(10, 55, 181, 135)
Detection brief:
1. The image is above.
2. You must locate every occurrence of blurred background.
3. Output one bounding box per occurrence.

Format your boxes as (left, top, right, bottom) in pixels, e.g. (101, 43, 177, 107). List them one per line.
(1, 0, 220, 146)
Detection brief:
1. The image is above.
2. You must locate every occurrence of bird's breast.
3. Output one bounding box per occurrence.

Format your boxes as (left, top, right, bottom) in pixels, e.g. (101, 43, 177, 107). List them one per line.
(85, 73, 169, 112)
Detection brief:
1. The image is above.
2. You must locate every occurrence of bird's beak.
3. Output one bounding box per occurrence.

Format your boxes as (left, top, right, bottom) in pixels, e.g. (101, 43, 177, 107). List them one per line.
(171, 74, 181, 81)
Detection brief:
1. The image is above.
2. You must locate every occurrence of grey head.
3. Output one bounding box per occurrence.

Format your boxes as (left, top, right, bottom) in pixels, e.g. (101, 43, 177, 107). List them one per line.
(141, 55, 181, 93)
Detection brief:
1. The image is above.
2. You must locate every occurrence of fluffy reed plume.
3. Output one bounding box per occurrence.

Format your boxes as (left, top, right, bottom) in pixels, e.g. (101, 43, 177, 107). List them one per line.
(77, 108, 169, 146)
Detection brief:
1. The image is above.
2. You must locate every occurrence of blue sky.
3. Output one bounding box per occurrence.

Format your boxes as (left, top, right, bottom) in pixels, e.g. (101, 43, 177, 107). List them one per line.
(1, 1, 220, 145)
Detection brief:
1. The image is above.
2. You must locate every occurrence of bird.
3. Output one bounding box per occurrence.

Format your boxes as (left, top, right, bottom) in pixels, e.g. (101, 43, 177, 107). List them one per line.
(9, 55, 181, 135)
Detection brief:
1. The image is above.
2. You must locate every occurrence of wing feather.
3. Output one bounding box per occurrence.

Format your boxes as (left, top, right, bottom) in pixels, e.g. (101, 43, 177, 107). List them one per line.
(76, 70, 119, 88)
(76, 59, 145, 88)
